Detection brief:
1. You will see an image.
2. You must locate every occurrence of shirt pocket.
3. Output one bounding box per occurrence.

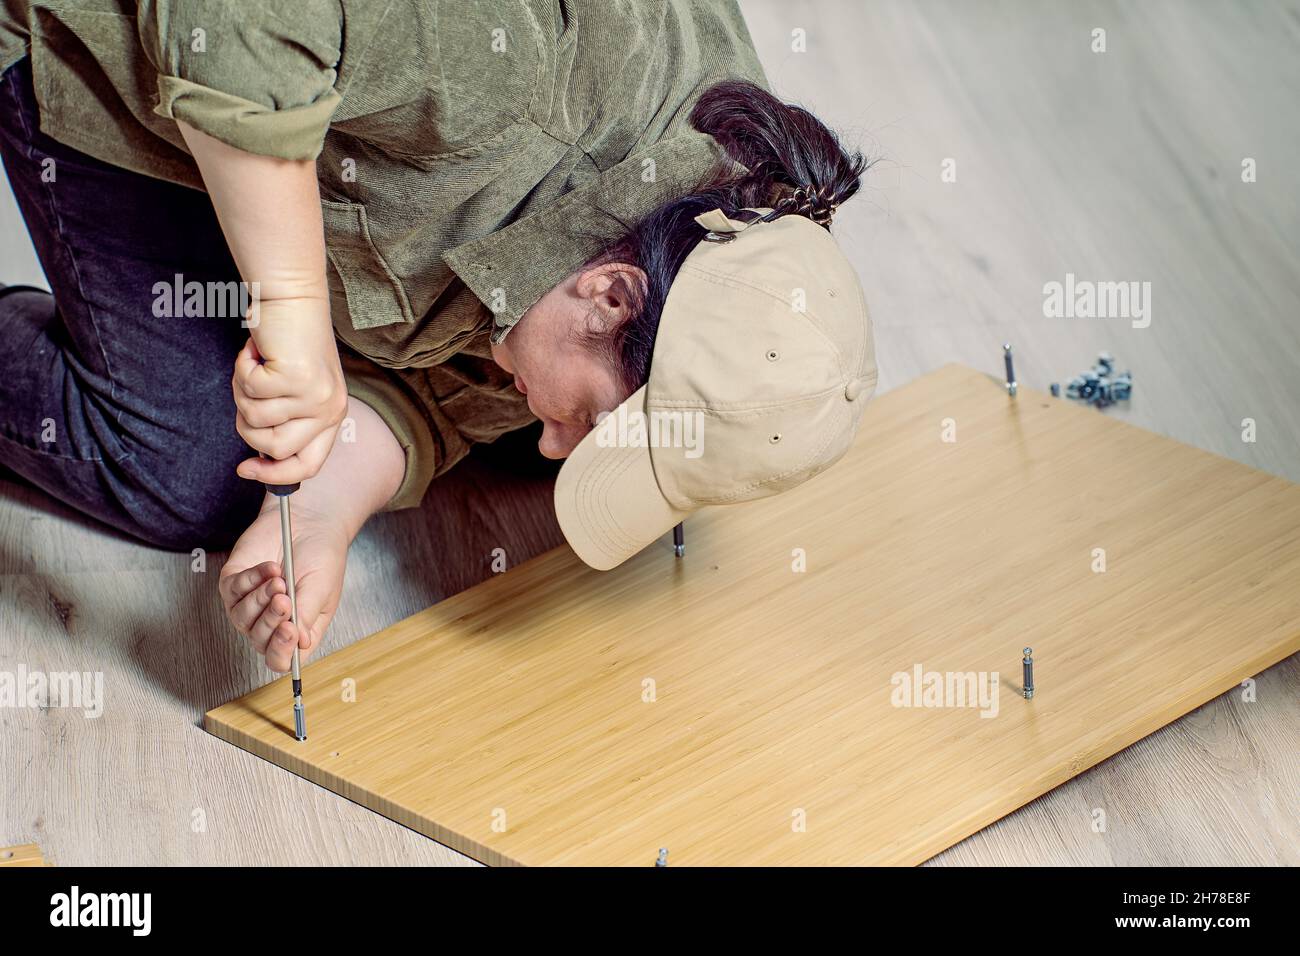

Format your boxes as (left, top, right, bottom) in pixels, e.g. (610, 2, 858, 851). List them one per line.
(320, 198, 415, 330)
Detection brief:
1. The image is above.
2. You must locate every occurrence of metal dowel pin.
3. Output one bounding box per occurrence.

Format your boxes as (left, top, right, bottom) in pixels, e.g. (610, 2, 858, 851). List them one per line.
(672, 522, 685, 558)
(1003, 343, 1017, 397)
(1022, 647, 1035, 700)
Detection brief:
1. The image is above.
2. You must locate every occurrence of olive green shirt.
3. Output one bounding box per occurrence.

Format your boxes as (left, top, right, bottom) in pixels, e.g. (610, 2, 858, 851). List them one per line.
(0, 0, 766, 508)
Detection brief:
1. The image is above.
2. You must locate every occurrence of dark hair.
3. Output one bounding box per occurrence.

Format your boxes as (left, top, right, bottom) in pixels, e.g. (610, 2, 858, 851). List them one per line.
(579, 80, 868, 394)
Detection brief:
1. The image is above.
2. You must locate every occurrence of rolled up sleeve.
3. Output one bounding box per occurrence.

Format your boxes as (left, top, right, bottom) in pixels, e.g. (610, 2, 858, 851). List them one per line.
(138, 0, 343, 160)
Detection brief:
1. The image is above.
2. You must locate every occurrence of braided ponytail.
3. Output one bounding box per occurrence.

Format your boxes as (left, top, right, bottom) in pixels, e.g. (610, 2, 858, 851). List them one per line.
(581, 80, 869, 394)
(689, 80, 866, 227)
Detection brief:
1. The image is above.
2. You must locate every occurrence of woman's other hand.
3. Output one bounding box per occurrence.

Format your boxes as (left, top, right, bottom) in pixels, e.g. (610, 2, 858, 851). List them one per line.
(219, 495, 348, 672)
(217, 396, 406, 670)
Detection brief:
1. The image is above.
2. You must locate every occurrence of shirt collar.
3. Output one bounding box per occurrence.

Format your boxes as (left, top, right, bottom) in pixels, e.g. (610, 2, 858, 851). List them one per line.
(442, 130, 732, 344)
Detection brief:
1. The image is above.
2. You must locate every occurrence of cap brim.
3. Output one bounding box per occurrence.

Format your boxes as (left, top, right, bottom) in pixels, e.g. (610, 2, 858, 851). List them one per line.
(555, 385, 691, 571)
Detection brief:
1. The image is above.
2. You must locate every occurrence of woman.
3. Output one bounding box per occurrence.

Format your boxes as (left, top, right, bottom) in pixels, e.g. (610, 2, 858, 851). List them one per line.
(0, 1, 876, 672)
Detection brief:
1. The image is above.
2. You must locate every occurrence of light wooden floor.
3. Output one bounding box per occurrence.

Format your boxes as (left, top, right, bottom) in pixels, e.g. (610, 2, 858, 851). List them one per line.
(2, 0, 1297, 865)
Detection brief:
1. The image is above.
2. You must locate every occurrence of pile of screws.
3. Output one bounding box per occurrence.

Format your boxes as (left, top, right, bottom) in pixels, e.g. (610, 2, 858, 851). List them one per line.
(1055, 351, 1132, 409)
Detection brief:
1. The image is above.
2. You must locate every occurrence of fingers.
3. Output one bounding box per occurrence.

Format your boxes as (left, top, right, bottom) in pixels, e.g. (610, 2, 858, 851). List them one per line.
(232, 392, 300, 430)
(219, 560, 281, 613)
(254, 601, 299, 660)
(291, 569, 336, 652)
(237, 336, 262, 368)
(229, 574, 286, 637)
(233, 344, 343, 406)
(237, 426, 337, 484)
(232, 338, 273, 400)
(220, 559, 297, 660)
(226, 571, 300, 666)
(232, 340, 283, 401)
(232, 355, 334, 427)
(263, 614, 315, 672)
(230, 331, 347, 484)
(231, 366, 342, 434)
(221, 565, 299, 668)
(263, 568, 337, 672)
(247, 593, 293, 655)
(234, 413, 320, 462)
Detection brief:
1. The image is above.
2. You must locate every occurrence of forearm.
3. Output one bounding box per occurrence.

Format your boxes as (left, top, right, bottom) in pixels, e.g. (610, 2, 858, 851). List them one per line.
(264, 397, 406, 539)
(181, 120, 348, 483)
(177, 121, 327, 303)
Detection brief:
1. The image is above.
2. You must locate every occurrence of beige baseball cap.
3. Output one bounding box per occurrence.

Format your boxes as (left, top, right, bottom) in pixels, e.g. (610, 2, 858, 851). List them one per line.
(555, 207, 876, 570)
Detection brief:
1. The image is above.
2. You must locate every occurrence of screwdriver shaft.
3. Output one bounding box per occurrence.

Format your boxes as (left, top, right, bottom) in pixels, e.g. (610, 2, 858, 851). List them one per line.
(279, 494, 307, 741)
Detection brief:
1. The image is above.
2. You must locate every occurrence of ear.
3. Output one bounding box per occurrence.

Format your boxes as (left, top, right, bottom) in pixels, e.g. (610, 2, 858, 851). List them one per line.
(574, 262, 647, 331)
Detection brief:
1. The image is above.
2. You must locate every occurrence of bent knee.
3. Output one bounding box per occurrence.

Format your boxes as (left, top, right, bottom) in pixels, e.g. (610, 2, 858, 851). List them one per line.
(119, 435, 264, 551)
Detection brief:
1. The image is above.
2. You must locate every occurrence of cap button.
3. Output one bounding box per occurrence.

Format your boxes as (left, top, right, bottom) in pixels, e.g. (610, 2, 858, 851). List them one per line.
(845, 378, 865, 401)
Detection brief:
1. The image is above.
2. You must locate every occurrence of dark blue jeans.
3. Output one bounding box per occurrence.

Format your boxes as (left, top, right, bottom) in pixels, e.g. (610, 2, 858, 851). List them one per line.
(0, 58, 263, 549)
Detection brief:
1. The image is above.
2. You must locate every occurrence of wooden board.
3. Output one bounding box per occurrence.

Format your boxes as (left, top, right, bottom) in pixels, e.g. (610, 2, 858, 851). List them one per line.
(0, 844, 50, 866)
(205, 364, 1300, 866)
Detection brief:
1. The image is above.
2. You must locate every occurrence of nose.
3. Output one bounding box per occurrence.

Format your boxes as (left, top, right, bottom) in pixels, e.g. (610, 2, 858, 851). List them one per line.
(538, 420, 587, 459)
(490, 341, 514, 374)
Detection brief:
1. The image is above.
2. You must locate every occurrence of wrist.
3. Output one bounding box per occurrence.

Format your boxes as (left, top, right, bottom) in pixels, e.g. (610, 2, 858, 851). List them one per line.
(254, 282, 329, 305)
(248, 288, 331, 330)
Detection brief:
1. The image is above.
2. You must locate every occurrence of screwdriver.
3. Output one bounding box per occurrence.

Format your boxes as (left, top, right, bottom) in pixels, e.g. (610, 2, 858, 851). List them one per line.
(262, 459, 307, 742)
